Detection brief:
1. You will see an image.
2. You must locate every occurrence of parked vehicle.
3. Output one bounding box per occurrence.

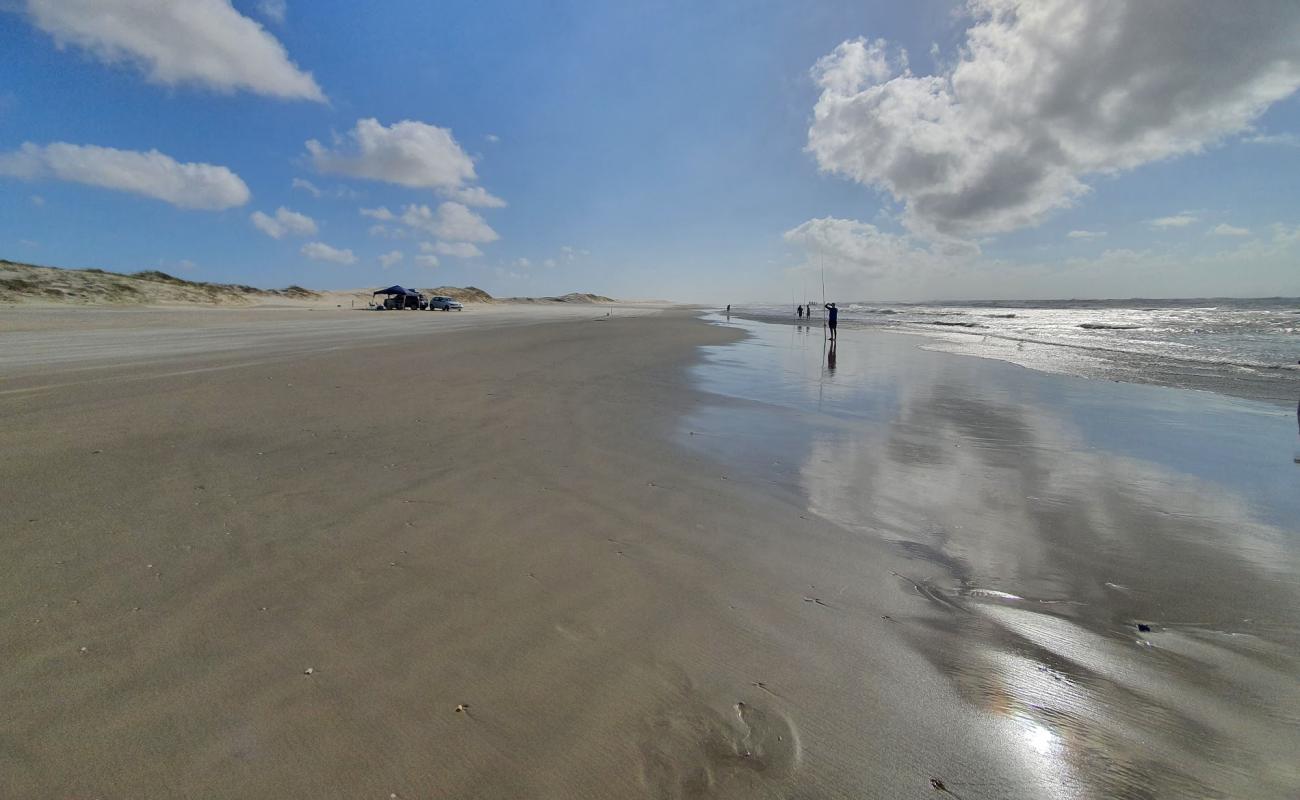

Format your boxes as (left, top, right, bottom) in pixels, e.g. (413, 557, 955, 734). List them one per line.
(428, 296, 463, 311)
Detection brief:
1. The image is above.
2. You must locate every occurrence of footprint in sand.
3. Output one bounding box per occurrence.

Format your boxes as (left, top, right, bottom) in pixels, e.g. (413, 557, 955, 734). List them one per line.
(640, 699, 800, 798)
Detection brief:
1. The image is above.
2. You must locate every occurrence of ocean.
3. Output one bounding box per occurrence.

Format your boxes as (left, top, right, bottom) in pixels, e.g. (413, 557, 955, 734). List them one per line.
(734, 298, 1300, 407)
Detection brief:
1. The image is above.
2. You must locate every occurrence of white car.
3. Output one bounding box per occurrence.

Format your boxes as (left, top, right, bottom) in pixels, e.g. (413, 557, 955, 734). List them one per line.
(428, 296, 463, 311)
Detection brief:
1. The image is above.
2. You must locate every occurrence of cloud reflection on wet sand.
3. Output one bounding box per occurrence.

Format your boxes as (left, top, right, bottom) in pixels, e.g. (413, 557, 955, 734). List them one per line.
(687, 319, 1300, 799)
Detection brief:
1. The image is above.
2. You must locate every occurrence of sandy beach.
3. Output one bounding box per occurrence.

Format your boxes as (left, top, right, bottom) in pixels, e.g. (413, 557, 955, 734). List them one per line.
(2, 307, 1298, 799)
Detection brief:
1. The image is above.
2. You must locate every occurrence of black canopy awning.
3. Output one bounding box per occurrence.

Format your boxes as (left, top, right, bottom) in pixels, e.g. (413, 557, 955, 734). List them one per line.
(372, 285, 419, 296)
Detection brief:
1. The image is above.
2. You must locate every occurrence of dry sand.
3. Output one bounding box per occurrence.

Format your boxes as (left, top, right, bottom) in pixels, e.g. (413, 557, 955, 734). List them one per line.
(0, 306, 942, 799)
(3, 306, 1295, 798)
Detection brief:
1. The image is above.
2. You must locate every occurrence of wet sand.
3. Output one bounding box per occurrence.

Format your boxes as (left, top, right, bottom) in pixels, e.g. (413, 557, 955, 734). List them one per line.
(689, 316, 1300, 798)
(2, 308, 1298, 798)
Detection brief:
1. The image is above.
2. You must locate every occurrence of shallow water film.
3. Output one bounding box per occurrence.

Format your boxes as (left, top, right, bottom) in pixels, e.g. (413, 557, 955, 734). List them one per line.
(687, 315, 1300, 799)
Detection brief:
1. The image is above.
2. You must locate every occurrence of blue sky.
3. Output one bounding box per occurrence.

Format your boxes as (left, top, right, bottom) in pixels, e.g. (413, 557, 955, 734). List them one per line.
(2, 1, 1299, 301)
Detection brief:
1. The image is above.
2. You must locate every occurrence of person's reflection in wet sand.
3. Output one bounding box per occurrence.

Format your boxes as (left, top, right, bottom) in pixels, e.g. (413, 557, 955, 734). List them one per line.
(826, 340, 837, 372)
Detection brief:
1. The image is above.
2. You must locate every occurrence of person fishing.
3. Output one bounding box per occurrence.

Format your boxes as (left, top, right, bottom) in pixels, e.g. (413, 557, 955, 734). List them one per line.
(823, 302, 838, 340)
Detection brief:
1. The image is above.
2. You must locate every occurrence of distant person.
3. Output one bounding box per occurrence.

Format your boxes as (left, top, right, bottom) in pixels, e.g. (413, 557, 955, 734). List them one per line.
(797, 304, 804, 319)
(726, 304, 731, 315)
(823, 302, 838, 340)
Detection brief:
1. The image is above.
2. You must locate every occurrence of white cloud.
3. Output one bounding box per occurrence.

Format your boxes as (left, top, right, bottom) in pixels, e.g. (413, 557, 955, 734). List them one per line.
(25, 0, 323, 101)
(399, 202, 498, 243)
(782, 216, 1300, 300)
(359, 206, 394, 220)
(807, 3, 1300, 240)
(291, 177, 321, 197)
(513, 257, 532, 269)
(289, 177, 358, 199)
(559, 245, 588, 262)
(543, 258, 557, 268)
(0, 141, 249, 209)
(250, 206, 316, 238)
(783, 216, 963, 280)
(368, 224, 405, 239)
(1209, 223, 1250, 237)
(257, 0, 286, 24)
(1244, 132, 1300, 147)
(378, 250, 403, 268)
(1067, 230, 1106, 240)
(307, 118, 476, 190)
(29, 194, 44, 206)
(422, 240, 483, 258)
(1147, 213, 1197, 229)
(301, 241, 355, 264)
(484, 133, 500, 143)
(414, 254, 439, 268)
(443, 185, 507, 208)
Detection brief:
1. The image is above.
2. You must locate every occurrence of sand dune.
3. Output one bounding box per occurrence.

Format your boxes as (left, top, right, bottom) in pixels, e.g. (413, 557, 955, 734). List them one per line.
(0, 259, 618, 310)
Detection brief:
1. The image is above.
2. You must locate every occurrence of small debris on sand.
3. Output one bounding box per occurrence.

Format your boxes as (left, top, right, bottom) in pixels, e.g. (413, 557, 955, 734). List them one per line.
(455, 703, 470, 713)
(930, 777, 947, 791)
(303, 667, 314, 675)
(1137, 623, 1152, 632)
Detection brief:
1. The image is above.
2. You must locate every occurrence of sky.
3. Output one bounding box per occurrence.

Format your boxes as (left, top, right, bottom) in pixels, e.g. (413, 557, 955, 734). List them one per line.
(2, 0, 1299, 302)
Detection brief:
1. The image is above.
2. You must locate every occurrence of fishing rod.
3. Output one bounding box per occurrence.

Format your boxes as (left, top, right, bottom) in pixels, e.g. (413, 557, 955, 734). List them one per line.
(821, 251, 827, 339)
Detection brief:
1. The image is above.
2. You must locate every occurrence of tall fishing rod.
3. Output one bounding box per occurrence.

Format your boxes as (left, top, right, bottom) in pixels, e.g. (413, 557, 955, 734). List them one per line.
(821, 251, 827, 339)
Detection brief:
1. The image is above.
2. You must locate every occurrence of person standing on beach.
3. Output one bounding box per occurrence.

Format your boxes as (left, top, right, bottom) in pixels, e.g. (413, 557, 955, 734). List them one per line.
(797, 304, 804, 319)
(824, 302, 838, 340)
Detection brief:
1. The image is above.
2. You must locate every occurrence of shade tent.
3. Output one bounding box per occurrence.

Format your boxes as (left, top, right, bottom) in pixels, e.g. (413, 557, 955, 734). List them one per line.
(372, 285, 425, 309)
(372, 285, 420, 297)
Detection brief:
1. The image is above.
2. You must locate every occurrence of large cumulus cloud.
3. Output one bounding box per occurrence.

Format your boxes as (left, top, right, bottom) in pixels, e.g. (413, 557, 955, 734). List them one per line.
(807, 1, 1300, 240)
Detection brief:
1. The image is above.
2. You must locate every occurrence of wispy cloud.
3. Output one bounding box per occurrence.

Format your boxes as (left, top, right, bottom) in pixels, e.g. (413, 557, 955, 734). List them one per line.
(444, 186, 506, 208)
(257, 0, 287, 24)
(301, 241, 356, 264)
(1066, 230, 1106, 240)
(250, 207, 317, 238)
(291, 177, 322, 197)
(359, 206, 395, 221)
(421, 241, 483, 259)
(1147, 213, 1198, 229)
(1243, 132, 1300, 147)
(1209, 223, 1250, 237)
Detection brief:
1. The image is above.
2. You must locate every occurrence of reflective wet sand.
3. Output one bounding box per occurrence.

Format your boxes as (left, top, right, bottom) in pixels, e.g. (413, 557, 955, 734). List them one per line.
(686, 316, 1300, 798)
